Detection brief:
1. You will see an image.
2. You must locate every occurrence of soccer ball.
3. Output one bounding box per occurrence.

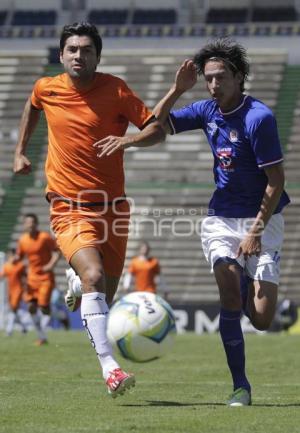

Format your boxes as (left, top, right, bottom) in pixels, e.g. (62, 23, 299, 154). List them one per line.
(107, 291, 176, 362)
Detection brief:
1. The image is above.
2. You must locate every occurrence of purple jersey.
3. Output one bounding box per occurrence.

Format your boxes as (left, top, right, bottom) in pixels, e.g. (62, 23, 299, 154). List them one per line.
(169, 95, 290, 217)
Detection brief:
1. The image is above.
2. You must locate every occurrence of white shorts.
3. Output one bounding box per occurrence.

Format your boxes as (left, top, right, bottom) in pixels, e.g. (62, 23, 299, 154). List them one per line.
(201, 214, 284, 285)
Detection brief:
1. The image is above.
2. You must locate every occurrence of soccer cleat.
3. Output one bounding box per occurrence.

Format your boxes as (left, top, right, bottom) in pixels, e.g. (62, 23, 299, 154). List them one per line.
(227, 388, 252, 407)
(106, 368, 135, 398)
(65, 268, 81, 312)
(35, 338, 48, 346)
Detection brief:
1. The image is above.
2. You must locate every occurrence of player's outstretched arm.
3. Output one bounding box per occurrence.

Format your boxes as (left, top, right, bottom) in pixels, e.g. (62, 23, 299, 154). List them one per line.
(14, 96, 41, 175)
(94, 120, 165, 158)
(153, 59, 197, 129)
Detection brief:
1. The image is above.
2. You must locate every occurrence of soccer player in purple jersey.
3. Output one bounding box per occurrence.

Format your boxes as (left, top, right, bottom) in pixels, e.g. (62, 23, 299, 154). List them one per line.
(152, 39, 290, 406)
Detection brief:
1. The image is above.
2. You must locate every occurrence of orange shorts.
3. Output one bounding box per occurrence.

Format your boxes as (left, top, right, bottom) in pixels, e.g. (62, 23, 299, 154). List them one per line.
(8, 287, 23, 310)
(50, 200, 130, 278)
(24, 279, 55, 307)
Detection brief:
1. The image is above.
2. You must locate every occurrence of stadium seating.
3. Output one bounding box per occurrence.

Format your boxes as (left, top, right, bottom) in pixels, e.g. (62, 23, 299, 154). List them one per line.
(252, 6, 298, 22)
(0, 51, 48, 186)
(11, 10, 57, 26)
(88, 9, 128, 25)
(280, 92, 300, 301)
(132, 9, 177, 25)
(206, 8, 248, 24)
(0, 11, 7, 26)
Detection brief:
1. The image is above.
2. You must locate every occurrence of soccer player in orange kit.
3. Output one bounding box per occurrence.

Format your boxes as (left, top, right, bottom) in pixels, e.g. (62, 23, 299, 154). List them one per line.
(0, 248, 27, 336)
(17, 213, 60, 345)
(13, 22, 165, 397)
(123, 242, 163, 294)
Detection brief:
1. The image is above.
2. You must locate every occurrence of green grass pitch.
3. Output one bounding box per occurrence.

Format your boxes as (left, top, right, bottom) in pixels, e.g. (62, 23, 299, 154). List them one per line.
(1, 331, 300, 433)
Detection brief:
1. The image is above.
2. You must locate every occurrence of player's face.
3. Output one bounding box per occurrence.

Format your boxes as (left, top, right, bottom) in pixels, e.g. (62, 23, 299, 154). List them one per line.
(23, 216, 38, 234)
(204, 60, 243, 111)
(60, 35, 100, 81)
(139, 244, 150, 256)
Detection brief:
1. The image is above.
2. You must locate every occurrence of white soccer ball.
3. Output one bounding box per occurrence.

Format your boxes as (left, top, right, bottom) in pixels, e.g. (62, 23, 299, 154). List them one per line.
(107, 291, 176, 362)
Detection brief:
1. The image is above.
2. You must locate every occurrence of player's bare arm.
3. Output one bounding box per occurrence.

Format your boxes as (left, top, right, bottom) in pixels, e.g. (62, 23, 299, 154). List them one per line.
(42, 250, 61, 273)
(153, 59, 197, 131)
(237, 162, 285, 259)
(14, 96, 41, 175)
(94, 120, 165, 158)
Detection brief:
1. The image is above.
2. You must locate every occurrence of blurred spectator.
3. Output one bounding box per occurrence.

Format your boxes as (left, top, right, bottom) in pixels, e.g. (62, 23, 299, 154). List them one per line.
(123, 241, 169, 298)
(0, 248, 27, 336)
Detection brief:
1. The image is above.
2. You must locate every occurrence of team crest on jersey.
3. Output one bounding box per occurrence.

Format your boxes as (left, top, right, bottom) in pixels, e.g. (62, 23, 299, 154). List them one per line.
(229, 129, 239, 143)
(217, 147, 234, 171)
(207, 122, 218, 136)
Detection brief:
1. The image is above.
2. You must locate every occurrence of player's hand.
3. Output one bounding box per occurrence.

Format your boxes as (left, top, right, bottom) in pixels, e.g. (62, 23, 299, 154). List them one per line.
(236, 234, 262, 260)
(175, 59, 197, 92)
(14, 154, 32, 175)
(42, 264, 53, 272)
(94, 135, 134, 158)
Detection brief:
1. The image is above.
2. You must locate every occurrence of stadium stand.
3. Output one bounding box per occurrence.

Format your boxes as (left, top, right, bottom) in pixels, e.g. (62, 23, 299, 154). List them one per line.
(0, 0, 299, 39)
(132, 9, 177, 25)
(11, 10, 57, 26)
(0, 50, 48, 250)
(206, 8, 248, 24)
(252, 6, 298, 22)
(0, 51, 47, 184)
(280, 89, 300, 301)
(0, 11, 7, 26)
(88, 9, 128, 25)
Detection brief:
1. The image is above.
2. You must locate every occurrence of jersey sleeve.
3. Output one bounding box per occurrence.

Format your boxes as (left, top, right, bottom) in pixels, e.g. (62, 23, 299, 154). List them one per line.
(31, 78, 45, 110)
(119, 82, 154, 129)
(249, 112, 284, 169)
(168, 101, 206, 134)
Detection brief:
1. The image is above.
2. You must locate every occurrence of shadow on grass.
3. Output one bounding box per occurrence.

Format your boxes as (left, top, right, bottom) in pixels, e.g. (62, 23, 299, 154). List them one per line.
(121, 400, 300, 408)
(121, 400, 225, 407)
(252, 403, 300, 407)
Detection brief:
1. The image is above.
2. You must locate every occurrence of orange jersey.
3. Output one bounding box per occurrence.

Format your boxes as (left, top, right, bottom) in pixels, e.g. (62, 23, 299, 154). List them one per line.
(31, 72, 153, 203)
(0, 260, 25, 293)
(128, 256, 160, 293)
(17, 231, 57, 285)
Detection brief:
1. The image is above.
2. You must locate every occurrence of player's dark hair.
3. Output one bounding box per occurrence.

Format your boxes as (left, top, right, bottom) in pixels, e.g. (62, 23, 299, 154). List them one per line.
(193, 38, 250, 91)
(60, 22, 102, 58)
(8, 248, 16, 254)
(140, 241, 150, 249)
(24, 213, 39, 224)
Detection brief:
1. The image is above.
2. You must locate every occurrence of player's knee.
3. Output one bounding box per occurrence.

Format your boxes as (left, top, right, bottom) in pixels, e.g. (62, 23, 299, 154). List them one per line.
(251, 315, 272, 331)
(81, 267, 105, 291)
(220, 295, 242, 311)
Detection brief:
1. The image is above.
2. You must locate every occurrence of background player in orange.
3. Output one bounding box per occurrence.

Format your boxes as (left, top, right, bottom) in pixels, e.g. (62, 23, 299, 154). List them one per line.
(17, 213, 60, 345)
(0, 248, 27, 336)
(13, 22, 165, 396)
(123, 241, 168, 298)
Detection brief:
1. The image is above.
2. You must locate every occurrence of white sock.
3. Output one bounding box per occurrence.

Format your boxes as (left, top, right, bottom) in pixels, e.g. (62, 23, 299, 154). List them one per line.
(81, 292, 119, 379)
(6, 311, 16, 335)
(66, 268, 82, 297)
(15, 310, 27, 332)
(40, 313, 51, 334)
(72, 275, 82, 297)
(31, 313, 47, 341)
